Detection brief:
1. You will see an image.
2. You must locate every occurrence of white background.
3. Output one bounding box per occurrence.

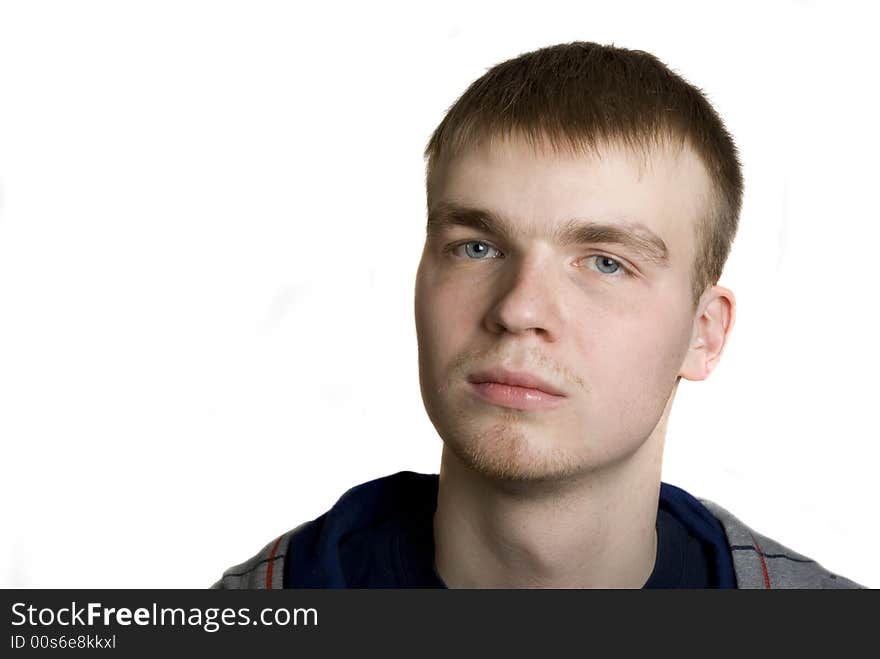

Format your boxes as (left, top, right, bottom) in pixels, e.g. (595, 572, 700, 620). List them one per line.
(0, 0, 877, 589)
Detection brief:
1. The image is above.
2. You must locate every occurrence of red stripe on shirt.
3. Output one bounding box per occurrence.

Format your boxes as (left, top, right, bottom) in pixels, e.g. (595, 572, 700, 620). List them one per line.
(749, 533, 772, 589)
(265, 535, 285, 589)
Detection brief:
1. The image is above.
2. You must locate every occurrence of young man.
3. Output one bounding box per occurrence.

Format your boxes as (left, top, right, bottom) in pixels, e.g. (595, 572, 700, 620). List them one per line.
(214, 42, 863, 589)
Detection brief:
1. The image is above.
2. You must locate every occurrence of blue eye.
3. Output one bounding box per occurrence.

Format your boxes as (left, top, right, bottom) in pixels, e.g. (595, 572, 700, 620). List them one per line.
(591, 255, 622, 274)
(452, 241, 501, 259)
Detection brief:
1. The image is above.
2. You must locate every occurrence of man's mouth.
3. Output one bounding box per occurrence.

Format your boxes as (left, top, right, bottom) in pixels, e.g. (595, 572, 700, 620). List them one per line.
(466, 367, 567, 411)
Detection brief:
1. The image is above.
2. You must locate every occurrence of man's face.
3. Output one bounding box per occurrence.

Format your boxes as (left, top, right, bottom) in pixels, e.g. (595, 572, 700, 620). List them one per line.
(414, 135, 713, 482)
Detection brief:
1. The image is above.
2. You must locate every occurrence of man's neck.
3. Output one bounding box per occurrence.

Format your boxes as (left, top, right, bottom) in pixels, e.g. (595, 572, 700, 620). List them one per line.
(432, 438, 664, 589)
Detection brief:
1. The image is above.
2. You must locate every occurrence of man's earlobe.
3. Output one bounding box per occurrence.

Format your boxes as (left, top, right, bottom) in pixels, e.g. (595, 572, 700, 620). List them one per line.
(679, 286, 736, 382)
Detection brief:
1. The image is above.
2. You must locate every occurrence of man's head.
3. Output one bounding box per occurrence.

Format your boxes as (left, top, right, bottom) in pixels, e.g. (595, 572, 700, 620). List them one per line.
(414, 42, 740, 483)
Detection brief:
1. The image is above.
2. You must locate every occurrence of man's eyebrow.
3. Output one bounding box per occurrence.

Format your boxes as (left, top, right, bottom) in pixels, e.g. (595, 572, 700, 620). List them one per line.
(426, 201, 670, 266)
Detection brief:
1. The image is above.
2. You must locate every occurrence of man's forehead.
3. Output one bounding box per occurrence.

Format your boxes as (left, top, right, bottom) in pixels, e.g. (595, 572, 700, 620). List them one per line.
(434, 134, 711, 205)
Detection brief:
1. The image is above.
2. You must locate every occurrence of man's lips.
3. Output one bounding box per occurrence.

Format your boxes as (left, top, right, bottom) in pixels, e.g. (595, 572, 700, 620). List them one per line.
(466, 367, 566, 397)
(466, 381, 566, 412)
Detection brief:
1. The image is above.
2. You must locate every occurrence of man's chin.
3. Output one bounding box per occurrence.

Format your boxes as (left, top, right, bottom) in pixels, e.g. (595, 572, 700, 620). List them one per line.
(441, 428, 585, 485)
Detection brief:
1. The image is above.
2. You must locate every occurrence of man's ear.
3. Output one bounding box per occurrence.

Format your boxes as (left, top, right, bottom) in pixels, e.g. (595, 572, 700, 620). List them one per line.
(679, 285, 736, 382)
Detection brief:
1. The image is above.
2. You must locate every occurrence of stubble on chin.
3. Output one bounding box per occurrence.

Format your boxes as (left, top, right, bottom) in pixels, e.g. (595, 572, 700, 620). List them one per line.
(441, 413, 585, 485)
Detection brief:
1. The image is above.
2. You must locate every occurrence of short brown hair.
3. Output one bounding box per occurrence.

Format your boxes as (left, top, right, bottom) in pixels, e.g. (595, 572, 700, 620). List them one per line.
(423, 42, 743, 308)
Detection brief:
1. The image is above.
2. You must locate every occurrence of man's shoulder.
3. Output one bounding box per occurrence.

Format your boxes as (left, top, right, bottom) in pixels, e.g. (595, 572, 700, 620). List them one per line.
(211, 471, 438, 589)
(698, 497, 865, 589)
(211, 524, 305, 590)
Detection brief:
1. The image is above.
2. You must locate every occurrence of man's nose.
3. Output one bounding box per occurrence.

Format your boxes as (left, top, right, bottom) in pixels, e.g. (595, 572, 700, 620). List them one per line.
(482, 254, 566, 341)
